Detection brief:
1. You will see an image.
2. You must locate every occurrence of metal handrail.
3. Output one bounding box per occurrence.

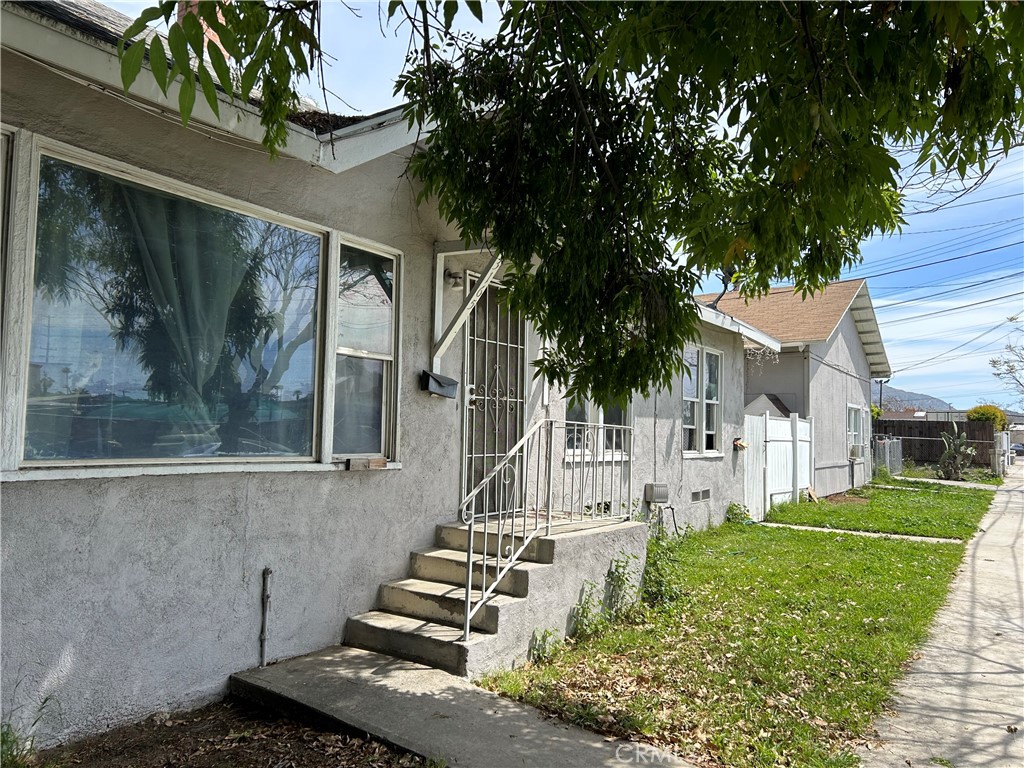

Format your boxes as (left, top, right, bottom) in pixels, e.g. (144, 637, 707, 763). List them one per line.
(458, 418, 634, 640)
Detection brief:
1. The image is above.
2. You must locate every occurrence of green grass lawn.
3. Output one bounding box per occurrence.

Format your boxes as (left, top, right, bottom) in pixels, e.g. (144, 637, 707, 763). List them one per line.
(898, 461, 1003, 486)
(766, 484, 993, 540)
(482, 526, 966, 768)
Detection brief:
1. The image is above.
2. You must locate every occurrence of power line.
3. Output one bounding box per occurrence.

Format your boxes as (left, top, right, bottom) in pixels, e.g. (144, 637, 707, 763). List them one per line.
(894, 324, 1013, 373)
(876, 272, 1024, 311)
(851, 222, 1023, 276)
(853, 241, 1024, 281)
(904, 191, 1024, 215)
(865, 216, 1023, 237)
(872, 263, 1023, 294)
(881, 290, 1023, 326)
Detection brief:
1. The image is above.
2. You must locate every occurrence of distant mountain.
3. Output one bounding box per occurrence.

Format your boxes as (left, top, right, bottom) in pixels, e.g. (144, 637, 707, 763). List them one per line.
(880, 386, 954, 411)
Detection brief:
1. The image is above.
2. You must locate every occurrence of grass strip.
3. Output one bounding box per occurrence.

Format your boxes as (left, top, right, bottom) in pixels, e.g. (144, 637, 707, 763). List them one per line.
(482, 525, 965, 768)
(766, 484, 993, 540)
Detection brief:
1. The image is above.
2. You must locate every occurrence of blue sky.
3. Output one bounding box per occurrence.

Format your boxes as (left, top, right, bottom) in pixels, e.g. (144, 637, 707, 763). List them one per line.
(114, 1, 1024, 410)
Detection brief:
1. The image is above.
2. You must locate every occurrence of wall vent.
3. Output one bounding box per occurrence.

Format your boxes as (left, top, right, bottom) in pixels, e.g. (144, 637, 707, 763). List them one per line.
(690, 488, 711, 503)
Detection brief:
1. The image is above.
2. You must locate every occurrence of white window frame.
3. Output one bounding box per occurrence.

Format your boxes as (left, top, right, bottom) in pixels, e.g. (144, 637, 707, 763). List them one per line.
(563, 397, 632, 464)
(1, 133, 403, 477)
(682, 345, 724, 456)
(848, 404, 868, 460)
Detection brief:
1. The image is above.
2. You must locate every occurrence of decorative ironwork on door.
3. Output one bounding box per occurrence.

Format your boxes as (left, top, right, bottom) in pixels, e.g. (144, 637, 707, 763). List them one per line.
(463, 280, 526, 515)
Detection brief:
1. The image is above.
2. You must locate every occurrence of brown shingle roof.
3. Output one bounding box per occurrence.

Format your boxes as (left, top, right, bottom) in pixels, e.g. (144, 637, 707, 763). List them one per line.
(697, 280, 865, 344)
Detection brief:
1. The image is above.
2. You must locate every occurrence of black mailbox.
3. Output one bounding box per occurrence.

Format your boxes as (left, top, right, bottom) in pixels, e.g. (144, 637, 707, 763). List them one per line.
(420, 370, 458, 399)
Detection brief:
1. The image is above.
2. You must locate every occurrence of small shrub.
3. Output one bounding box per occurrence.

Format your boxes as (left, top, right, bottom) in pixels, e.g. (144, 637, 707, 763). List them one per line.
(570, 580, 607, 639)
(725, 502, 751, 523)
(642, 533, 685, 605)
(529, 628, 563, 664)
(604, 552, 639, 618)
(966, 404, 1008, 431)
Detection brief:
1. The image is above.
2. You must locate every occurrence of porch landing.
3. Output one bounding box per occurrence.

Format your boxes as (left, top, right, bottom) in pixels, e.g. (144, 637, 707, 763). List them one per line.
(231, 645, 692, 767)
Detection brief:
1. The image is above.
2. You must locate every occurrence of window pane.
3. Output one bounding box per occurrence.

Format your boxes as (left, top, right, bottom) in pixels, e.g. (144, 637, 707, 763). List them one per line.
(565, 399, 588, 449)
(705, 403, 719, 451)
(333, 354, 384, 455)
(705, 352, 720, 402)
(683, 427, 698, 452)
(682, 346, 699, 399)
(337, 245, 393, 356)
(682, 399, 696, 428)
(602, 401, 626, 451)
(26, 156, 320, 461)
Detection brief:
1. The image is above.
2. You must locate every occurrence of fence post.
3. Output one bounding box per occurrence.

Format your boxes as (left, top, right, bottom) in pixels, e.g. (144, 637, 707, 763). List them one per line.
(791, 413, 800, 502)
(763, 411, 770, 514)
(809, 416, 815, 492)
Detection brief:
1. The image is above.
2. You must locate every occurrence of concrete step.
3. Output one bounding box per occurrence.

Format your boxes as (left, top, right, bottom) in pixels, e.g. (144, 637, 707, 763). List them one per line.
(378, 577, 520, 634)
(345, 610, 471, 675)
(435, 523, 555, 564)
(408, 547, 544, 597)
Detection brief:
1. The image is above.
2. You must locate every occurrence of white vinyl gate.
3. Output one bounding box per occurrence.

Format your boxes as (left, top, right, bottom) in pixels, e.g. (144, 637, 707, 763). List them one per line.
(744, 413, 814, 521)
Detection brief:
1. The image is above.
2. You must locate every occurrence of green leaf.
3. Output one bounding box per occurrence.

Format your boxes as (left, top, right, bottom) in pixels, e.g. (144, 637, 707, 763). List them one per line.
(727, 103, 741, 128)
(149, 36, 169, 94)
(180, 11, 206, 57)
(207, 41, 234, 95)
(118, 6, 163, 56)
(167, 24, 190, 70)
(443, 1, 458, 30)
(466, 0, 483, 22)
(120, 41, 146, 92)
(239, 56, 261, 100)
(387, 0, 403, 20)
(197, 65, 220, 118)
(178, 73, 196, 126)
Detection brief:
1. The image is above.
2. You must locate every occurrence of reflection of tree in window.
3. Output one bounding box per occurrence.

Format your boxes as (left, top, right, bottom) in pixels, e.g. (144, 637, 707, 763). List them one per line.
(334, 246, 394, 456)
(565, 399, 588, 450)
(602, 400, 626, 451)
(682, 346, 699, 451)
(27, 156, 320, 460)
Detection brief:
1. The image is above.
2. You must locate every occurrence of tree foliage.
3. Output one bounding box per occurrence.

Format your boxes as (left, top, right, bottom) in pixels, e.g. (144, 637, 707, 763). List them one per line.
(989, 317, 1024, 407)
(965, 403, 1008, 431)
(122, 1, 1024, 401)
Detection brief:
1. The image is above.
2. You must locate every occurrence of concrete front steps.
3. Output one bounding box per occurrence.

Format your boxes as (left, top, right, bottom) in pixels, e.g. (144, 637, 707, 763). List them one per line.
(345, 522, 550, 676)
(344, 519, 647, 678)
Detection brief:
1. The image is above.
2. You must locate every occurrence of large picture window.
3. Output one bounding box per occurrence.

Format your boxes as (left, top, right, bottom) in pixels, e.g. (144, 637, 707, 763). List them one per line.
(20, 152, 400, 467)
(682, 346, 722, 454)
(564, 397, 631, 460)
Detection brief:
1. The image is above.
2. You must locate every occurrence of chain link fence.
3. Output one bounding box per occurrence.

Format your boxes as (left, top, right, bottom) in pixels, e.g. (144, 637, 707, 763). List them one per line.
(872, 435, 903, 477)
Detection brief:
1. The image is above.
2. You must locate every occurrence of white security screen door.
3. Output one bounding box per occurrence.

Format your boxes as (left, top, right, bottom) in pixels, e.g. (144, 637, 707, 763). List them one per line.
(462, 279, 526, 513)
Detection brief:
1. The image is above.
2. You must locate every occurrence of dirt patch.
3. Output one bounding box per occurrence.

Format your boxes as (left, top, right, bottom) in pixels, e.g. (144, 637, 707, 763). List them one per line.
(824, 492, 870, 505)
(37, 700, 423, 768)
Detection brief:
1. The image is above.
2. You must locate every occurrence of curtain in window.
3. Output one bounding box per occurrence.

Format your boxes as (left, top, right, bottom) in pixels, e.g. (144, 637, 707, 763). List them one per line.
(120, 186, 250, 429)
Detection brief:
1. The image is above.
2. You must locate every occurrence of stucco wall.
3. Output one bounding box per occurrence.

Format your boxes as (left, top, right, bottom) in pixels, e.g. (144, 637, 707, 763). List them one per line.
(630, 325, 748, 528)
(808, 311, 872, 496)
(0, 50, 476, 745)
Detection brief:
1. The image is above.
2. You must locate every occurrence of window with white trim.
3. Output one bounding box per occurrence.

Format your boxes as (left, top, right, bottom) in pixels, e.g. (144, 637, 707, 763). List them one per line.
(848, 405, 868, 459)
(20, 151, 399, 466)
(564, 397, 631, 460)
(682, 345, 722, 454)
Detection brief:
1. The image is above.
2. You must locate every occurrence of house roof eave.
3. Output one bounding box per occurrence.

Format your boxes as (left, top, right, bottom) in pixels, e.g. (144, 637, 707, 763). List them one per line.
(3, 1, 416, 174)
(698, 305, 781, 352)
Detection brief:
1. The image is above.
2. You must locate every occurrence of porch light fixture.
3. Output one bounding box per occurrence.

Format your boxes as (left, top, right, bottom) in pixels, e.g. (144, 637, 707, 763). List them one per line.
(733, 438, 748, 451)
(443, 269, 464, 289)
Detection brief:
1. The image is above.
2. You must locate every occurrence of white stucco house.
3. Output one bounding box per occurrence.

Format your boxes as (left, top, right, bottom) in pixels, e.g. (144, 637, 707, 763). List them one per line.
(0, 0, 780, 746)
(703, 279, 891, 497)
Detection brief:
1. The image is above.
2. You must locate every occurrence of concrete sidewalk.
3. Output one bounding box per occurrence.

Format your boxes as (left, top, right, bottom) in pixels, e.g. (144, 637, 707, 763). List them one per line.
(859, 463, 1023, 767)
(232, 645, 693, 768)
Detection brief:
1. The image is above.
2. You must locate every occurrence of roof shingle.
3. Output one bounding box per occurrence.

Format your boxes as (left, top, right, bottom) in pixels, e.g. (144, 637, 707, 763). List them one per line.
(698, 280, 865, 345)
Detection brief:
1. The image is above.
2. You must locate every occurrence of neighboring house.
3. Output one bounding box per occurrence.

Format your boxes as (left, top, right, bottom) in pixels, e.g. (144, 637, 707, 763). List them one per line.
(0, 0, 779, 746)
(703, 279, 891, 497)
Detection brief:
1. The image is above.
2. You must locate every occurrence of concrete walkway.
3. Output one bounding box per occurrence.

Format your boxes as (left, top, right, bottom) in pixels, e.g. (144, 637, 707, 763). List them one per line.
(759, 521, 962, 544)
(232, 645, 694, 767)
(859, 462, 1024, 768)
